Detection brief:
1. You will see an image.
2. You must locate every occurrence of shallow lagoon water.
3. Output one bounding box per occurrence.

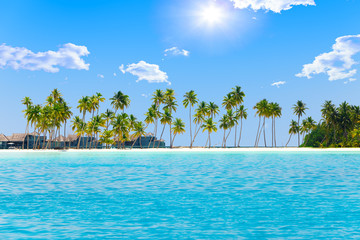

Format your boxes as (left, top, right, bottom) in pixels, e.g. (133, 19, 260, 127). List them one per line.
(1, 151, 360, 239)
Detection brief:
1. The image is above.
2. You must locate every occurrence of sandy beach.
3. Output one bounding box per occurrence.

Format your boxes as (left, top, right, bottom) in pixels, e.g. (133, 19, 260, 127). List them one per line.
(2, 147, 360, 153)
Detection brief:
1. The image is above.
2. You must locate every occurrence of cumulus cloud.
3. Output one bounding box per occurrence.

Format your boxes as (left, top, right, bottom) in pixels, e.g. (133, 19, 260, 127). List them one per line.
(120, 61, 170, 85)
(296, 34, 360, 81)
(164, 47, 190, 57)
(113, 73, 117, 77)
(97, 74, 104, 79)
(0, 43, 89, 73)
(271, 81, 286, 88)
(231, 0, 315, 13)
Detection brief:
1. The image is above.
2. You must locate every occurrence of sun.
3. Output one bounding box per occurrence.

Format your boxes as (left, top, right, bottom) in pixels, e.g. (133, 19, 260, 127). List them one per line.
(200, 4, 225, 26)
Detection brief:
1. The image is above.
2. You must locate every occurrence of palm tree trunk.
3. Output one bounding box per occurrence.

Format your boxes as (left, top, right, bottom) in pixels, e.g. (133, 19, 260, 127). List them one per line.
(191, 124, 202, 147)
(257, 121, 264, 147)
(77, 135, 81, 149)
(189, 106, 192, 148)
(298, 116, 300, 147)
(64, 120, 67, 149)
(255, 117, 261, 147)
(274, 118, 277, 147)
(148, 136, 153, 148)
(33, 128, 37, 149)
(286, 134, 292, 147)
(27, 126, 30, 150)
(234, 122, 237, 147)
(157, 124, 166, 148)
(263, 117, 267, 147)
(238, 118, 243, 147)
(225, 127, 232, 147)
(208, 132, 211, 148)
(139, 136, 142, 149)
(22, 123, 29, 149)
(222, 130, 226, 148)
(271, 116, 274, 148)
(131, 137, 138, 149)
(171, 133, 177, 147)
(169, 122, 172, 148)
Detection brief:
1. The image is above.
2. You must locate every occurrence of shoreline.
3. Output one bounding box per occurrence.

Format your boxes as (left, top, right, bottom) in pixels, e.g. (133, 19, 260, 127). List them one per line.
(1, 147, 360, 153)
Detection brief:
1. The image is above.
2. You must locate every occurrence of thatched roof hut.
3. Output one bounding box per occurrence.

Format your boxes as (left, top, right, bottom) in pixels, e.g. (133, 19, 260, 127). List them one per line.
(0, 134, 9, 142)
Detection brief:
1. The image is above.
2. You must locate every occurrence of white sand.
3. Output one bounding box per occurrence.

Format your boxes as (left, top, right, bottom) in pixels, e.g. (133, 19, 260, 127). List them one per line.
(1, 147, 360, 153)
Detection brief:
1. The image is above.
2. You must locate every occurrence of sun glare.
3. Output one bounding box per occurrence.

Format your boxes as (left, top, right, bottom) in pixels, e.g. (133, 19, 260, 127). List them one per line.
(200, 4, 224, 26)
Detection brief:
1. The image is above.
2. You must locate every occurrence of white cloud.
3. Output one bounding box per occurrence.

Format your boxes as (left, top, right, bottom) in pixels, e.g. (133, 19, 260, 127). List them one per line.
(0, 43, 89, 73)
(121, 61, 170, 85)
(344, 78, 357, 84)
(164, 47, 190, 57)
(296, 34, 360, 81)
(271, 81, 286, 88)
(141, 93, 149, 98)
(113, 72, 117, 77)
(231, 0, 315, 13)
(97, 74, 104, 79)
(119, 64, 125, 74)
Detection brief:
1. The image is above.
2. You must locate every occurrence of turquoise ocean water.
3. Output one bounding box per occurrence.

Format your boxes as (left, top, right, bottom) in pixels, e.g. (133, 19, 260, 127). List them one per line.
(1, 151, 360, 239)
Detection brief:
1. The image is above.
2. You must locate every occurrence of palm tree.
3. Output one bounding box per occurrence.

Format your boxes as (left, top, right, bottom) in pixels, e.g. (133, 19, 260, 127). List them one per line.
(293, 100, 308, 146)
(110, 91, 131, 114)
(236, 105, 247, 147)
(71, 116, 85, 149)
(286, 120, 299, 147)
(100, 130, 114, 149)
(131, 122, 146, 149)
(224, 109, 236, 147)
(144, 106, 156, 148)
(183, 90, 198, 148)
(269, 102, 282, 147)
(253, 99, 269, 147)
(51, 88, 62, 102)
(191, 101, 209, 146)
(231, 86, 245, 148)
(207, 102, 219, 119)
(21, 97, 33, 149)
(158, 108, 172, 148)
(95, 92, 105, 115)
(222, 93, 235, 110)
(30, 104, 42, 149)
(171, 118, 185, 147)
(151, 89, 165, 138)
(338, 101, 352, 141)
(321, 100, 337, 145)
(302, 117, 317, 146)
(219, 115, 229, 147)
(102, 109, 115, 130)
(112, 113, 130, 149)
(77, 96, 91, 148)
(61, 102, 72, 148)
(164, 89, 177, 148)
(202, 118, 217, 148)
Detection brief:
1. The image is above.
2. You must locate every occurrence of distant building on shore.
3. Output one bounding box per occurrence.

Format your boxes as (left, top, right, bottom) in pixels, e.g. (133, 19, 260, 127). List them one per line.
(0, 132, 165, 149)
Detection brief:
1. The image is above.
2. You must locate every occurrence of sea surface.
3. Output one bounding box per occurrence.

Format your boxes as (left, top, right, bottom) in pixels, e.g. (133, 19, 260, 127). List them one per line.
(0, 151, 360, 239)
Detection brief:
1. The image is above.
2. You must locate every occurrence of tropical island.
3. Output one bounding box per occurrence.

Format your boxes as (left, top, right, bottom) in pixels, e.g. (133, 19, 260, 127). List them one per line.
(0, 86, 357, 150)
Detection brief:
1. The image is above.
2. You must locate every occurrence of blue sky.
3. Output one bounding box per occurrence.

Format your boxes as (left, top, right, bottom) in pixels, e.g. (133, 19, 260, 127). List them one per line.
(1, 0, 360, 147)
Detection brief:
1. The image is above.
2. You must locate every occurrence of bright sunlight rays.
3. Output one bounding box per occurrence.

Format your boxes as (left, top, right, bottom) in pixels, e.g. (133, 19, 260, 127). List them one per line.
(200, 4, 224, 26)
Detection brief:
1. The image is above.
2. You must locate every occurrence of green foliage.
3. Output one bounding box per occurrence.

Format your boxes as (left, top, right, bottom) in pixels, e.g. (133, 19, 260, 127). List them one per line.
(303, 101, 360, 148)
(301, 124, 326, 147)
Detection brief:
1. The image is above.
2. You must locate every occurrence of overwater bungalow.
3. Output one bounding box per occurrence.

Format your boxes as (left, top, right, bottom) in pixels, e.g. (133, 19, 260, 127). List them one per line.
(124, 133, 165, 148)
(0, 132, 165, 149)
